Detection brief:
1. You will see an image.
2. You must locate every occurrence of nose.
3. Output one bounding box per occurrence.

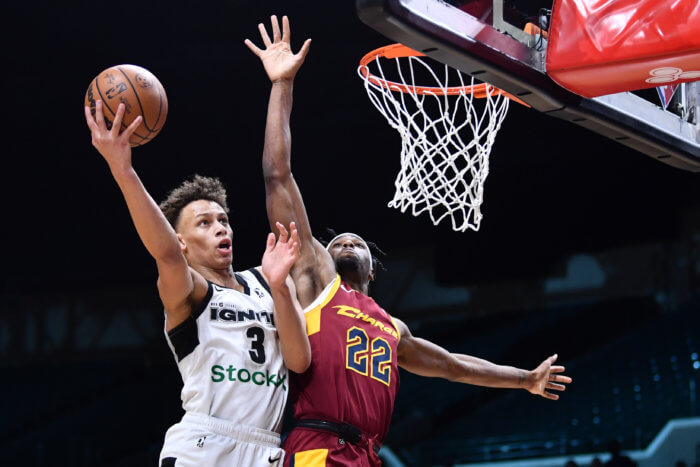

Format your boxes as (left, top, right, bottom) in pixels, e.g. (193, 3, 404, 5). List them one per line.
(215, 222, 227, 236)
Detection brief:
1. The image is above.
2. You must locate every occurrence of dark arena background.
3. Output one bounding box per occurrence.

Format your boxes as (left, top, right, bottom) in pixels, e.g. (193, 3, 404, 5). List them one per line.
(3, 1, 699, 466)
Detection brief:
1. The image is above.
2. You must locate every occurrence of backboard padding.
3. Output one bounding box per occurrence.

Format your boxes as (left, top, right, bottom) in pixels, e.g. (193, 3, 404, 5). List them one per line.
(357, 0, 700, 172)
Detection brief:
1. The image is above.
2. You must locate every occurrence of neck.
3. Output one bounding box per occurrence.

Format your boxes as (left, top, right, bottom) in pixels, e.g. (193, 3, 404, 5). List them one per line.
(341, 274, 369, 296)
(198, 264, 240, 289)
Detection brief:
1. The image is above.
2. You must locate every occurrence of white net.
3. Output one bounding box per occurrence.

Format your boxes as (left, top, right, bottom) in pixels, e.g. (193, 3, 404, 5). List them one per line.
(359, 50, 510, 232)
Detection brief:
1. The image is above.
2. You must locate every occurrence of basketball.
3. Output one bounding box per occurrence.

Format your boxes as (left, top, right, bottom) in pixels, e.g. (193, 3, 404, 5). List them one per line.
(84, 64, 168, 147)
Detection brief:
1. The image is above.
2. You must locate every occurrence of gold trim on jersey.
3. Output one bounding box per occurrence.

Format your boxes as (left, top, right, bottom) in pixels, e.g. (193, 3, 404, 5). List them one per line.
(292, 448, 328, 466)
(304, 274, 341, 336)
(390, 317, 401, 342)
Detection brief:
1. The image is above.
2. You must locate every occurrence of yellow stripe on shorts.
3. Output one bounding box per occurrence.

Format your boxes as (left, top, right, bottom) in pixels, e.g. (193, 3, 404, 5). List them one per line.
(292, 448, 328, 466)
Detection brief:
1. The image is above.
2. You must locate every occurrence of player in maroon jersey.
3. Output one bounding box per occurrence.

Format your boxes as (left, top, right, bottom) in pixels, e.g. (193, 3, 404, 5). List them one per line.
(246, 15, 572, 467)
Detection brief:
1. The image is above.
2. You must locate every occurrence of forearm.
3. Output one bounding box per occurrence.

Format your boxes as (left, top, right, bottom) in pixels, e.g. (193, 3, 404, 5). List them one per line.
(260, 80, 317, 257)
(452, 354, 529, 389)
(398, 333, 529, 389)
(269, 282, 311, 373)
(262, 79, 294, 181)
(110, 166, 181, 261)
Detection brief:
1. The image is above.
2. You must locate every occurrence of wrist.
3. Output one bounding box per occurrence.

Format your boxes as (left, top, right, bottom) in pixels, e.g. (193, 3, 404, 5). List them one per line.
(110, 163, 136, 182)
(269, 281, 291, 295)
(271, 77, 294, 87)
(520, 370, 533, 389)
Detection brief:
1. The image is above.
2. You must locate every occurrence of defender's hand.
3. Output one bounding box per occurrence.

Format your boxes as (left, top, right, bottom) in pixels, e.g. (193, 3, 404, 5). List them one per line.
(525, 354, 572, 400)
(262, 222, 301, 288)
(245, 15, 311, 83)
(84, 100, 142, 173)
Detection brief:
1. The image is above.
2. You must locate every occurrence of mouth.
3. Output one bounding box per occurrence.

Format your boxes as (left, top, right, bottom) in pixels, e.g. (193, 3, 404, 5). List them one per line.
(217, 239, 232, 255)
(337, 249, 359, 263)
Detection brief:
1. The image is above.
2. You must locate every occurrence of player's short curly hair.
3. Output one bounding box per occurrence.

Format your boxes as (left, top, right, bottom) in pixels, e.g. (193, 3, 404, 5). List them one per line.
(159, 175, 229, 229)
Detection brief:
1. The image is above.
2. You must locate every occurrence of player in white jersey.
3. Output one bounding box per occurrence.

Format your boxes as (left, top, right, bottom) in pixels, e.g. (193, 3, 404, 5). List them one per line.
(85, 100, 311, 466)
(159, 267, 290, 466)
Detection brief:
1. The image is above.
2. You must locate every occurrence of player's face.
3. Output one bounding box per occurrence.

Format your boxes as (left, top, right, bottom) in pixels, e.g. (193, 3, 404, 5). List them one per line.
(328, 234, 372, 279)
(176, 200, 233, 269)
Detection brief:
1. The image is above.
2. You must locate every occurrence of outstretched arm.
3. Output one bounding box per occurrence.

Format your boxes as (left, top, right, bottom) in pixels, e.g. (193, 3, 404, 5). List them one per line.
(261, 222, 311, 373)
(246, 16, 336, 306)
(84, 101, 205, 330)
(394, 318, 572, 400)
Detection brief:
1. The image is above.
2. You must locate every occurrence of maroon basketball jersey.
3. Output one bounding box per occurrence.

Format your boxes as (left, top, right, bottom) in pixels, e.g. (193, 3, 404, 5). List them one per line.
(290, 275, 400, 443)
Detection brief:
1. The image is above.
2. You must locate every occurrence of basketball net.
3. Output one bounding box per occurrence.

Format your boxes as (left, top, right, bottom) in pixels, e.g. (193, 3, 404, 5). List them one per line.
(359, 44, 525, 232)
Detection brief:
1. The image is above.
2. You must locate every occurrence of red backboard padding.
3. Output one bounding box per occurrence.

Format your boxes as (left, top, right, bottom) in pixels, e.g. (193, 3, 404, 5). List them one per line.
(546, 0, 700, 98)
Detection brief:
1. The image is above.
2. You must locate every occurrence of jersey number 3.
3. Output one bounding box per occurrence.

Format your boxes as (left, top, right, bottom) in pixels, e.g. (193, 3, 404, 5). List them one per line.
(246, 326, 266, 364)
(346, 326, 391, 386)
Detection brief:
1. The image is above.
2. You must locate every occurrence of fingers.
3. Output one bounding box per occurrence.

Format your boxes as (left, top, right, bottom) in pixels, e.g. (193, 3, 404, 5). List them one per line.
(290, 242, 300, 262)
(537, 354, 558, 370)
(265, 232, 276, 252)
(541, 391, 559, 401)
(546, 382, 566, 391)
(282, 15, 290, 43)
(289, 221, 300, 247)
(258, 22, 272, 47)
(111, 103, 125, 135)
(271, 15, 281, 42)
(244, 38, 262, 57)
(95, 99, 106, 130)
(122, 115, 143, 139)
(276, 221, 289, 243)
(549, 367, 572, 384)
(552, 374, 572, 384)
(289, 225, 300, 259)
(297, 38, 312, 60)
(84, 105, 97, 132)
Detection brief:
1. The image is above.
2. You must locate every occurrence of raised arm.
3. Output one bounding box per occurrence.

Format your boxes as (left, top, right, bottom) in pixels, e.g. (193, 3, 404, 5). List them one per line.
(84, 101, 205, 330)
(246, 16, 336, 306)
(394, 318, 572, 400)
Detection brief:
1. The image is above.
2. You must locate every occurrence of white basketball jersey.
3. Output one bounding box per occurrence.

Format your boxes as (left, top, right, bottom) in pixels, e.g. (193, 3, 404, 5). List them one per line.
(164, 268, 288, 433)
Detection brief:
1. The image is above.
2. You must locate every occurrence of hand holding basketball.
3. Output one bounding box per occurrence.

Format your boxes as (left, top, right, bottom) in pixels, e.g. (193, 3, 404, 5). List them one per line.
(85, 100, 142, 172)
(84, 64, 167, 147)
(245, 15, 311, 82)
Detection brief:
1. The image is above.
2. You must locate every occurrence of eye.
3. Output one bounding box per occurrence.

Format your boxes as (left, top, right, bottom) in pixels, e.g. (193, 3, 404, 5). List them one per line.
(219, 218, 228, 225)
(198, 219, 209, 226)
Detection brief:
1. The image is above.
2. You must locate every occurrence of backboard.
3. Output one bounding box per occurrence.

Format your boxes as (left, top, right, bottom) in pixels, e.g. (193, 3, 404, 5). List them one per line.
(357, 0, 700, 172)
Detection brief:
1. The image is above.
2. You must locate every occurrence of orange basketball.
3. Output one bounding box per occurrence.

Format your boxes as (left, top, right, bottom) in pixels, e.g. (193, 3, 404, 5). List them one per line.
(85, 64, 168, 147)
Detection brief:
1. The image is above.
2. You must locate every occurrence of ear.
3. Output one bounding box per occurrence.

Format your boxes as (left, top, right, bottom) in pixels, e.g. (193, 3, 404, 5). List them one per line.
(177, 233, 187, 252)
(368, 267, 375, 282)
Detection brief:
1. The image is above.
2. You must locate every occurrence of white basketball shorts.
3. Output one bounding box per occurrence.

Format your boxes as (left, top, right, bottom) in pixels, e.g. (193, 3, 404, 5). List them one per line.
(159, 412, 285, 466)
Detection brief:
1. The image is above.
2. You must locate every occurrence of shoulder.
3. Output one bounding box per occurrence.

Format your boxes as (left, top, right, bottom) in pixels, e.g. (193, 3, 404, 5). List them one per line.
(249, 265, 265, 280)
(391, 316, 410, 337)
(245, 266, 270, 289)
(290, 239, 338, 307)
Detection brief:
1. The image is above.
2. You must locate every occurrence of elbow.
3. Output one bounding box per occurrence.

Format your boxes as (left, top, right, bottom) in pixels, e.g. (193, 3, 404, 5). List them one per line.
(286, 348, 312, 374)
(262, 160, 292, 184)
(155, 243, 185, 266)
